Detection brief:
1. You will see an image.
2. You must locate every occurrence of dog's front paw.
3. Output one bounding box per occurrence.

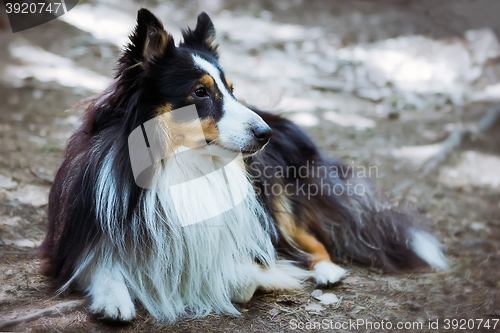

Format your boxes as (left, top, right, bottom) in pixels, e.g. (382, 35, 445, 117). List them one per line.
(90, 293, 136, 322)
(313, 261, 347, 286)
(231, 282, 258, 304)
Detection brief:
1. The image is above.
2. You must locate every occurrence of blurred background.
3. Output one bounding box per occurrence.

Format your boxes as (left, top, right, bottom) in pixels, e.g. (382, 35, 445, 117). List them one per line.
(0, 0, 499, 331)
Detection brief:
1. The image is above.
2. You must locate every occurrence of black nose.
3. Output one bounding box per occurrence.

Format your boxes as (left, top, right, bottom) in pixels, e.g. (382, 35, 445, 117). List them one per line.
(252, 125, 273, 143)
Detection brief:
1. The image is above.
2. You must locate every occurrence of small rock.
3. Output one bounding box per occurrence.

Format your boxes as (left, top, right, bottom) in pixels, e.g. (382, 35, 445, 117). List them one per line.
(0, 175, 18, 190)
(3, 184, 50, 207)
(268, 308, 280, 316)
(32, 89, 44, 99)
(315, 293, 339, 305)
(312, 289, 340, 305)
(470, 222, 487, 232)
(2, 239, 42, 248)
(343, 276, 359, 284)
(304, 303, 324, 313)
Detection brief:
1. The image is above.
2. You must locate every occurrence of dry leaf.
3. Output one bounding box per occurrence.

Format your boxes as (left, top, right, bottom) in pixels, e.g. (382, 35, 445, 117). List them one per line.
(311, 289, 323, 298)
(315, 293, 339, 305)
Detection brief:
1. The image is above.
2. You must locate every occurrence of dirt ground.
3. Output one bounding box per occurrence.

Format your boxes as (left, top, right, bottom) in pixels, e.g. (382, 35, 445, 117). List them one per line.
(1, 0, 499, 332)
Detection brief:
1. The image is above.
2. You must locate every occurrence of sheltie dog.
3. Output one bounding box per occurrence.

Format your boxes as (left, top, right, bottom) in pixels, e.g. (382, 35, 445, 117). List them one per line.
(38, 9, 448, 322)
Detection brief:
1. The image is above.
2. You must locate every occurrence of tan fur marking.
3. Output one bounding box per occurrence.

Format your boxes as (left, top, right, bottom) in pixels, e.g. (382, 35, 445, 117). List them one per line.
(225, 77, 233, 91)
(200, 74, 215, 87)
(156, 103, 172, 115)
(200, 118, 220, 142)
(156, 108, 207, 157)
(154, 105, 220, 160)
(273, 195, 335, 269)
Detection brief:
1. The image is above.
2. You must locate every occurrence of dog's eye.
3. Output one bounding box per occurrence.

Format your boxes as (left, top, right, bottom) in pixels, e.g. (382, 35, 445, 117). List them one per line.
(195, 87, 208, 97)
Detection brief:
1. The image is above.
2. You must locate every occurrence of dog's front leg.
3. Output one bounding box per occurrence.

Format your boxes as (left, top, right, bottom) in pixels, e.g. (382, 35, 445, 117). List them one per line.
(81, 264, 136, 321)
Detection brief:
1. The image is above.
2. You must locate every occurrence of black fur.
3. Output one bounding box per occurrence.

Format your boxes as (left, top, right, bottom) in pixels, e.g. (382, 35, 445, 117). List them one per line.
(181, 12, 219, 57)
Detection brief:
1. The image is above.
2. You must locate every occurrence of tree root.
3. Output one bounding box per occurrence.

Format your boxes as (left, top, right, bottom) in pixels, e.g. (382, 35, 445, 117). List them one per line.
(0, 300, 86, 330)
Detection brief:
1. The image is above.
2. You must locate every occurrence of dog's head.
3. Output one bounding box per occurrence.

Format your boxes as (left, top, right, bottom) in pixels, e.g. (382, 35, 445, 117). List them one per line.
(116, 8, 272, 155)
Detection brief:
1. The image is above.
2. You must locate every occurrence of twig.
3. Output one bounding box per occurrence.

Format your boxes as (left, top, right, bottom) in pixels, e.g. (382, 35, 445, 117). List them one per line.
(0, 300, 86, 330)
(30, 167, 54, 184)
(396, 103, 500, 193)
(477, 103, 500, 132)
(333, 296, 343, 309)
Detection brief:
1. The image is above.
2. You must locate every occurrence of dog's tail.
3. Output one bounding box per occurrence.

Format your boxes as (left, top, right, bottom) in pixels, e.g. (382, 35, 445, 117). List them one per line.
(407, 227, 448, 270)
(318, 162, 448, 272)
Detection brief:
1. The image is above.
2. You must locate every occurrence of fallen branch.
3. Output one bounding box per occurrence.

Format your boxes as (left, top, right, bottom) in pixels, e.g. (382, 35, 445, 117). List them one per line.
(0, 300, 86, 330)
(30, 167, 55, 184)
(396, 103, 500, 193)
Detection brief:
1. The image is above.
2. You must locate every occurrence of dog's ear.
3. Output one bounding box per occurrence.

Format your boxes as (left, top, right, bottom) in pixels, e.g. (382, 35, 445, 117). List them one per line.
(118, 8, 174, 75)
(181, 12, 218, 57)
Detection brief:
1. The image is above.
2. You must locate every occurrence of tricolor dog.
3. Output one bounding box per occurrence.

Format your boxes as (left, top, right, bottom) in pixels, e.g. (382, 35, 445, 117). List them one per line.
(39, 9, 447, 322)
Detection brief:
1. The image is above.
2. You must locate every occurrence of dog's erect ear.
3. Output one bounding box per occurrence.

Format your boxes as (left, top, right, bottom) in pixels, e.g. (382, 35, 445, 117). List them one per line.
(118, 8, 174, 74)
(181, 12, 218, 57)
